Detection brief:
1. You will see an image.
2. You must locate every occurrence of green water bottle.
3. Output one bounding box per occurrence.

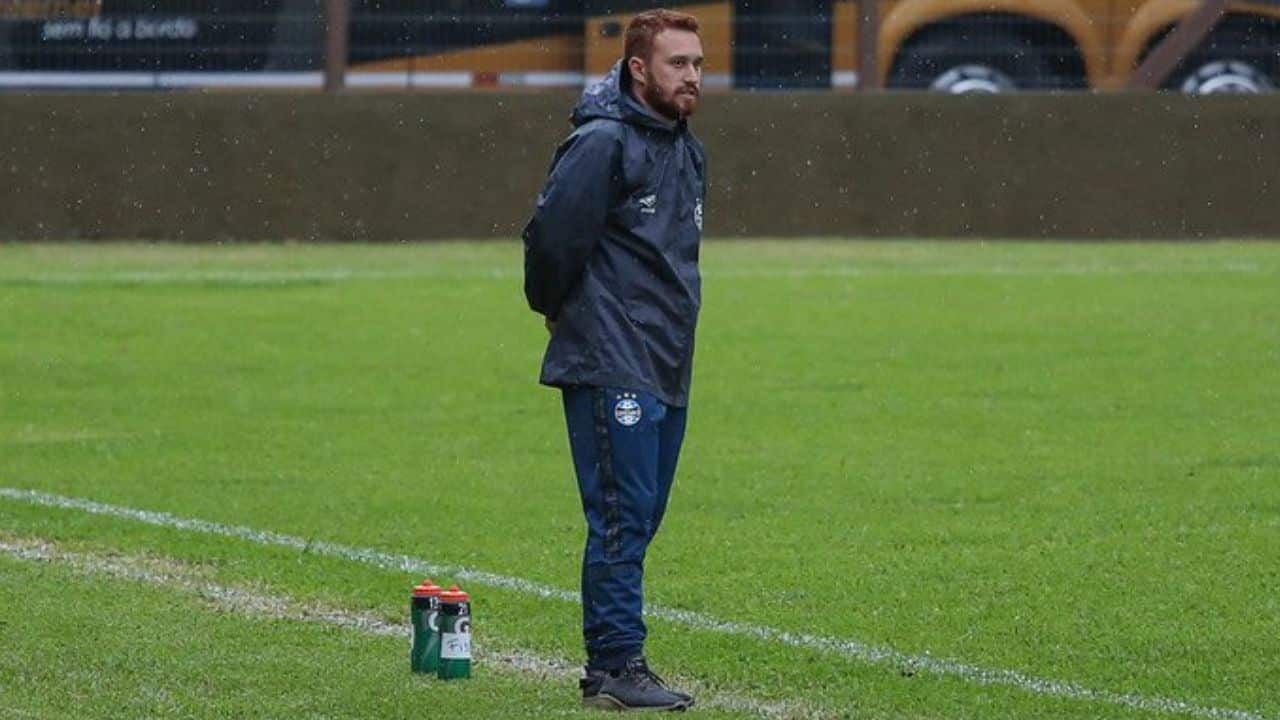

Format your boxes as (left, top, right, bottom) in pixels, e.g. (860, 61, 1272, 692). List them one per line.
(410, 579, 443, 673)
(437, 585, 472, 680)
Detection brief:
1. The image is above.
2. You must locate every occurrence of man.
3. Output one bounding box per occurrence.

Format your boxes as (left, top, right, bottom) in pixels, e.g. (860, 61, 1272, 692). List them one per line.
(522, 8, 706, 713)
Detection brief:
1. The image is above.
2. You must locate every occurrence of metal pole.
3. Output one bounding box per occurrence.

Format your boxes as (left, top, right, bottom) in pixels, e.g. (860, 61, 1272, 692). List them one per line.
(1127, 0, 1228, 90)
(324, 0, 350, 92)
(857, 0, 881, 91)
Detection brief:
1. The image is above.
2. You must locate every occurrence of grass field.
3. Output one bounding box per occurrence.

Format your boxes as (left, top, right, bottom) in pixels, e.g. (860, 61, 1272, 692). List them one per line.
(1, 241, 1277, 720)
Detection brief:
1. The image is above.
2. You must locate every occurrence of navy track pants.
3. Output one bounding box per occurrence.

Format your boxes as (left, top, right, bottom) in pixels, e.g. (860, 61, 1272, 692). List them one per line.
(562, 386, 688, 670)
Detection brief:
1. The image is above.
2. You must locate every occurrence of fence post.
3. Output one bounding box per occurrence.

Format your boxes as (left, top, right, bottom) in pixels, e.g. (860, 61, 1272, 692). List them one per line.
(324, 0, 350, 92)
(1127, 0, 1228, 90)
(858, 0, 881, 91)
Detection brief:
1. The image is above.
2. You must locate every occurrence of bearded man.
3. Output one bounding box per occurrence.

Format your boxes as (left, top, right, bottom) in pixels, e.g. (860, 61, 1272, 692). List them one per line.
(522, 8, 707, 713)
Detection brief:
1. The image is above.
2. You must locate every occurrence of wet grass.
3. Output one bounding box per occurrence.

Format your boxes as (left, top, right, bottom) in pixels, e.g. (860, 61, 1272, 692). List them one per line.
(1, 240, 1278, 719)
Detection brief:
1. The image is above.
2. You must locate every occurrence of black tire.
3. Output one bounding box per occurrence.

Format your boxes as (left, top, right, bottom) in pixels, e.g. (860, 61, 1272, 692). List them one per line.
(888, 33, 1051, 93)
(1163, 27, 1279, 94)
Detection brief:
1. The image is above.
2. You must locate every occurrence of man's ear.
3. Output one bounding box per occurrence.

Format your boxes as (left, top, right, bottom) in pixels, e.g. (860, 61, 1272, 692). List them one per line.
(627, 56, 647, 87)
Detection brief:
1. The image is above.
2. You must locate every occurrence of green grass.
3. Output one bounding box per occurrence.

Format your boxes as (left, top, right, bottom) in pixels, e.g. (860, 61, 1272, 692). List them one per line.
(1, 241, 1278, 719)
(0, 550, 593, 720)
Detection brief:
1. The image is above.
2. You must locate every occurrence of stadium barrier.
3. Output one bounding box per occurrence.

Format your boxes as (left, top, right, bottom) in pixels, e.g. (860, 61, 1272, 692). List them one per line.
(1, 92, 1277, 241)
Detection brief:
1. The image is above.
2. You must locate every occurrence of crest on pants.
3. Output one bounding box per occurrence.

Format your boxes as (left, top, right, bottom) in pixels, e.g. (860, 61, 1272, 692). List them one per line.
(614, 394, 642, 427)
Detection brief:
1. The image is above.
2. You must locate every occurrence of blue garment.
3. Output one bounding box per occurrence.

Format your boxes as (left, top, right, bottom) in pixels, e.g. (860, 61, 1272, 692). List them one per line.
(523, 61, 706, 407)
(562, 385, 688, 670)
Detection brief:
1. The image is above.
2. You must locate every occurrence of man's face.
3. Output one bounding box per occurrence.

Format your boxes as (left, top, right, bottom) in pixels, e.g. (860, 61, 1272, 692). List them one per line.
(632, 29, 704, 121)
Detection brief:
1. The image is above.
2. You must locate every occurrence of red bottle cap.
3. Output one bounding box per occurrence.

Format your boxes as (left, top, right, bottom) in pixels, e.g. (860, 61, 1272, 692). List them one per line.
(440, 584, 469, 603)
(412, 579, 443, 597)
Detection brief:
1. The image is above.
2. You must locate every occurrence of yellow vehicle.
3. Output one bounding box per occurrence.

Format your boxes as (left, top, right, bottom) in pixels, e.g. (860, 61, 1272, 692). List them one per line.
(13, 0, 1268, 92)
(585, 1, 1280, 92)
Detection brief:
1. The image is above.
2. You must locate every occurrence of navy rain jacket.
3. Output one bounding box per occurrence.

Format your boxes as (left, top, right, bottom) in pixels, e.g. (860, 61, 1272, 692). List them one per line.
(523, 61, 706, 407)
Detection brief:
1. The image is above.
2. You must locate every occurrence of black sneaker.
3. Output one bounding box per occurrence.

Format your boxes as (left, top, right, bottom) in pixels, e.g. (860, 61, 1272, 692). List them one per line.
(580, 656, 694, 712)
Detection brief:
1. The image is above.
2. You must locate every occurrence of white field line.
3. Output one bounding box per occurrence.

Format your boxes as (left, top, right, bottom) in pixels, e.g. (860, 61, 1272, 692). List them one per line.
(0, 262, 1266, 287)
(0, 487, 1270, 720)
(0, 536, 816, 720)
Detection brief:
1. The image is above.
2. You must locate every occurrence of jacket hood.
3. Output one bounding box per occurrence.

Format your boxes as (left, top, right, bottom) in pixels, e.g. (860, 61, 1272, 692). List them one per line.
(572, 60, 679, 132)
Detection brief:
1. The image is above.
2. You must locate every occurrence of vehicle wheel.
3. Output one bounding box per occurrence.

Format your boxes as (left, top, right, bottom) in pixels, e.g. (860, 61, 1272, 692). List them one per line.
(1164, 28, 1278, 94)
(888, 34, 1050, 93)
(1177, 59, 1274, 94)
(929, 64, 1017, 93)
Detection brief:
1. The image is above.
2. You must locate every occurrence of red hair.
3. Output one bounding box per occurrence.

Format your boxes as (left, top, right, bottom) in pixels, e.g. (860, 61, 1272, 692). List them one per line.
(624, 9, 700, 63)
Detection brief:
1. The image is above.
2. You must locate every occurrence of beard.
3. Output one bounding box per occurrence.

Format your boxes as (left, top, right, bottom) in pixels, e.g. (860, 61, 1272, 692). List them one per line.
(642, 71, 699, 120)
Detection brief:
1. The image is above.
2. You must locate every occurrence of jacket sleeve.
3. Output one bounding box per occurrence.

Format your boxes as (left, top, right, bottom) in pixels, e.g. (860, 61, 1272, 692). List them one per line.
(522, 125, 621, 319)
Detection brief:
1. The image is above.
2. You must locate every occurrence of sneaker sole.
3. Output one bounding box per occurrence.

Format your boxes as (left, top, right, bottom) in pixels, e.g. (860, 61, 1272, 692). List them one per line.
(582, 694, 693, 712)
